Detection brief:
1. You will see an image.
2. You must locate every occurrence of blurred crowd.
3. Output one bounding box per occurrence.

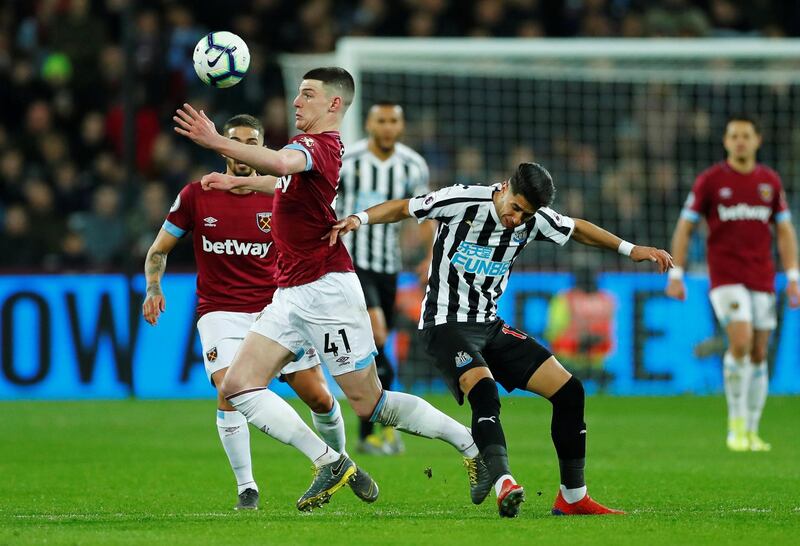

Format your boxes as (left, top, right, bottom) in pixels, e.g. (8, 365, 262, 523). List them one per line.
(1, 0, 798, 271)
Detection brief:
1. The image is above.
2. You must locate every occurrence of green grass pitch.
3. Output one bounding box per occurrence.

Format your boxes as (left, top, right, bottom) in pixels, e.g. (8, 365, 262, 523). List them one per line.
(2, 395, 798, 545)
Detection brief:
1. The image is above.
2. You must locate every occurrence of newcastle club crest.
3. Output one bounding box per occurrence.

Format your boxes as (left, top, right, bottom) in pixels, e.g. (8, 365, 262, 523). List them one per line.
(257, 212, 272, 234)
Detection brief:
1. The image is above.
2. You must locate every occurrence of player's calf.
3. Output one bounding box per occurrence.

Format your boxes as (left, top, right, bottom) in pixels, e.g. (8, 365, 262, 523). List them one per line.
(549, 377, 588, 498)
(466, 377, 520, 508)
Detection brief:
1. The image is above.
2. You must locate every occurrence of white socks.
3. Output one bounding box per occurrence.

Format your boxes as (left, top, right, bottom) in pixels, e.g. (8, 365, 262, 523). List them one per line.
(229, 388, 338, 467)
(311, 399, 347, 454)
(216, 410, 256, 494)
(371, 390, 479, 458)
(746, 362, 769, 434)
(723, 352, 769, 434)
(560, 484, 587, 504)
(723, 352, 748, 422)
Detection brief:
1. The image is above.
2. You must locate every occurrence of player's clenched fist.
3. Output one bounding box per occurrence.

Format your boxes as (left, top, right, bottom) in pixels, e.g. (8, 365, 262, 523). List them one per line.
(201, 172, 235, 191)
(142, 292, 166, 326)
(665, 278, 686, 301)
(787, 279, 800, 308)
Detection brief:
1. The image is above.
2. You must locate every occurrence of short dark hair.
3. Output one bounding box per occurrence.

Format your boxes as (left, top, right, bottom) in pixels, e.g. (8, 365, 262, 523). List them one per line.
(303, 66, 355, 107)
(222, 114, 263, 135)
(509, 162, 555, 208)
(726, 113, 760, 134)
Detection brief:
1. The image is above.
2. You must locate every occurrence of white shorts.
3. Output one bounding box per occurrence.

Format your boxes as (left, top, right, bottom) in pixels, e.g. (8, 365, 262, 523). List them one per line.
(197, 310, 321, 385)
(250, 272, 378, 376)
(709, 284, 777, 331)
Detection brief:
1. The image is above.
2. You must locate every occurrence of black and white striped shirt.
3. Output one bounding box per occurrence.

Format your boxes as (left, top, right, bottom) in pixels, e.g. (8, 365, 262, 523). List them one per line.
(409, 183, 575, 328)
(338, 139, 430, 274)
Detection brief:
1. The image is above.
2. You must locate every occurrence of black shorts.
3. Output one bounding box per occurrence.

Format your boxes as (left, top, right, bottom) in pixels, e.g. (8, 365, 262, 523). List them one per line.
(419, 319, 553, 405)
(355, 267, 398, 329)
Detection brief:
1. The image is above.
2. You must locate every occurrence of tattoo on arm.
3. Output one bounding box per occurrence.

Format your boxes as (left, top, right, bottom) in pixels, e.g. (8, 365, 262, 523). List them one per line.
(145, 250, 167, 295)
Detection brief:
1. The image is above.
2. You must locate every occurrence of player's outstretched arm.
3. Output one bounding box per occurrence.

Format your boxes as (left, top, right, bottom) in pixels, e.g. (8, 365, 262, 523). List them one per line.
(143, 229, 179, 326)
(664, 218, 696, 301)
(776, 220, 800, 308)
(200, 172, 278, 194)
(173, 104, 306, 176)
(572, 218, 674, 273)
(325, 198, 412, 246)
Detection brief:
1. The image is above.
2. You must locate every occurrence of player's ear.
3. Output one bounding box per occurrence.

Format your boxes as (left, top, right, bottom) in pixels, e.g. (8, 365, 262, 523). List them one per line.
(329, 96, 342, 112)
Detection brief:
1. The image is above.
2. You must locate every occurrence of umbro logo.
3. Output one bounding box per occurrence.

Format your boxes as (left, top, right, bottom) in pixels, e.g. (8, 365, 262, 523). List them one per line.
(204, 216, 218, 227)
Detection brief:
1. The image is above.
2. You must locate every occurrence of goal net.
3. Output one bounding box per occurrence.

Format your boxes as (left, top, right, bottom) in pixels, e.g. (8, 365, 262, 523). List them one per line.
(280, 38, 800, 272)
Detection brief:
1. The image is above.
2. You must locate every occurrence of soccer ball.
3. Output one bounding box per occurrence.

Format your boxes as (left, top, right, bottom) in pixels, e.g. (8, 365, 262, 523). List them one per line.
(193, 31, 250, 88)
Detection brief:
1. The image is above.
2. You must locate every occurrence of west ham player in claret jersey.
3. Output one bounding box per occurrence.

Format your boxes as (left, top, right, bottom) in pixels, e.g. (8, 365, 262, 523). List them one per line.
(142, 115, 376, 510)
(328, 162, 672, 517)
(174, 67, 485, 513)
(667, 115, 800, 452)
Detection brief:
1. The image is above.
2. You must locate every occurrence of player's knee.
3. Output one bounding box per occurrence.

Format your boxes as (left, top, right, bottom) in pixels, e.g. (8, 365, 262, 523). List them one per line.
(305, 390, 334, 414)
(728, 332, 752, 359)
(459, 366, 493, 396)
(347, 392, 382, 420)
(466, 377, 501, 414)
(549, 376, 585, 410)
(217, 390, 236, 411)
(729, 343, 751, 360)
(219, 372, 244, 400)
(750, 348, 768, 364)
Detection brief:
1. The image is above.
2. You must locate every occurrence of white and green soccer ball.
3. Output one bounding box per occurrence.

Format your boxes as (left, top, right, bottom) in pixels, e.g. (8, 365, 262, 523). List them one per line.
(193, 31, 250, 88)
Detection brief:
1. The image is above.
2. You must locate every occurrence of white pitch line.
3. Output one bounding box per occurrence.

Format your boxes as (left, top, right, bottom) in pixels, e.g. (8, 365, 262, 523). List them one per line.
(10, 512, 235, 521)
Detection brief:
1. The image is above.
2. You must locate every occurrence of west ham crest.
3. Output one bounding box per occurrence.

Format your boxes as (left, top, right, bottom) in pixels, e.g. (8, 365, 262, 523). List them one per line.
(758, 183, 773, 203)
(300, 136, 315, 147)
(257, 212, 272, 233)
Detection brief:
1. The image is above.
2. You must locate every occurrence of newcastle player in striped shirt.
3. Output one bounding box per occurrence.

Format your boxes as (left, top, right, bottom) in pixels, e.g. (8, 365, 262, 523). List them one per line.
(338, 101, 434, 455)
(328, 162, 673, 517)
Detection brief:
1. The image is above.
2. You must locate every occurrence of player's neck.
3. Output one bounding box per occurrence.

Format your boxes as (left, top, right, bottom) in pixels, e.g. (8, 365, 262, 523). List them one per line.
(302, 117, 339, 134)
(368, 140, 395, 161)
(726, 157, 756, 174)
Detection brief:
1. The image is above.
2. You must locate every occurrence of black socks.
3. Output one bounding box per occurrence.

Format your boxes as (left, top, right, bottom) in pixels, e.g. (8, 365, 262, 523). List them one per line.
(468, 377, 510, 481)
(549, 376, 586, 489)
